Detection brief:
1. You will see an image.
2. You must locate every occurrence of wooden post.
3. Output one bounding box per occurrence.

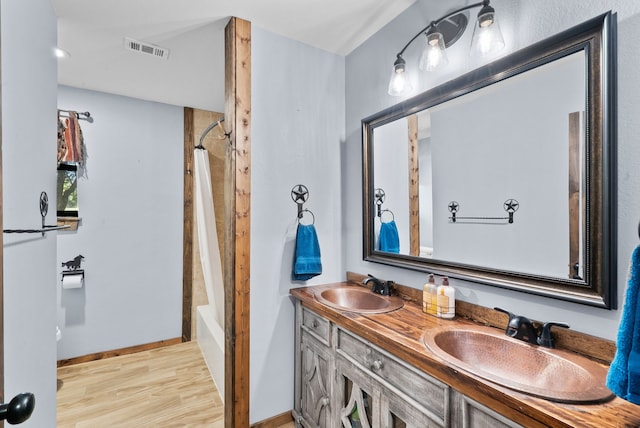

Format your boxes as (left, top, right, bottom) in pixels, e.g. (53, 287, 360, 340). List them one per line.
(225, 17, 251, 428)
(182, 107, 195, 342)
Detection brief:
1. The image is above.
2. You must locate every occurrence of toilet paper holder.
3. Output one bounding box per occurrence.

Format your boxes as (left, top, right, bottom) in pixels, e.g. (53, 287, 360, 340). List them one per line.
(61, 255, 85, 286)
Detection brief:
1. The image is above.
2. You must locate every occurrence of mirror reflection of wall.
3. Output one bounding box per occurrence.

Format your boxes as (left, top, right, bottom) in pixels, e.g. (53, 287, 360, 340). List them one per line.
(433, 51, 585, 278)
(373, 119, 410, 254)
(374, 50, 585, 279)
(418, 113, 433, 257)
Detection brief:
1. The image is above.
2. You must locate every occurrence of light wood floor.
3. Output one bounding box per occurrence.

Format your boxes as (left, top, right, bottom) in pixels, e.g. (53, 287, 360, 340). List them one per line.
(57, 341, 224, 427)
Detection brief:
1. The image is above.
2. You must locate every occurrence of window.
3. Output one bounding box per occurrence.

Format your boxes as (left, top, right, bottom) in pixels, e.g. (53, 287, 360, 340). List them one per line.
(57, 163, 78, 217)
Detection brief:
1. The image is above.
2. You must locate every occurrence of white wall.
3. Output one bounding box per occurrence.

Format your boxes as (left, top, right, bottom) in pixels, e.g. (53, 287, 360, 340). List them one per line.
(251, 26, 345, 423)
(56, 86, 184, 359)
(1, 0, 58, 425)
(345, 0, 640, 341)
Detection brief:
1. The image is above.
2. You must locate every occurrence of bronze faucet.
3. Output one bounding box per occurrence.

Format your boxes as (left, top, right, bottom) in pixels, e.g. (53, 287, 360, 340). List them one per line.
(363, 274, 393, 296)
(495, 307, 569, 348)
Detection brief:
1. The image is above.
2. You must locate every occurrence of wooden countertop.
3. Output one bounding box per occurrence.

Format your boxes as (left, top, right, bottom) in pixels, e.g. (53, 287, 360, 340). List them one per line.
(291, 282, 640, 428)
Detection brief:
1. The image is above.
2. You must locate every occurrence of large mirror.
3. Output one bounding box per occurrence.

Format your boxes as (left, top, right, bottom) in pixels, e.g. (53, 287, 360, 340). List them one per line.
(363, 12, 617, 308)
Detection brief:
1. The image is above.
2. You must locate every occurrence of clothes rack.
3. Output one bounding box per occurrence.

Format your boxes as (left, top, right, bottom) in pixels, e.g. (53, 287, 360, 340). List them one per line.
(58, 109, 93, 122)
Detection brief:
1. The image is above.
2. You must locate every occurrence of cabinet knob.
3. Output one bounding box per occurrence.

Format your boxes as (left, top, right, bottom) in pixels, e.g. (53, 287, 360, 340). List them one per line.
(312, 319, 319, 328)
(372, 359, 384, 371)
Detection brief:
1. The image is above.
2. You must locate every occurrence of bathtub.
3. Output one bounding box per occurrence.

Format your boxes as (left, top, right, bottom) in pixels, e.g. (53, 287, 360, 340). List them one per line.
(197, 304, 225, 400)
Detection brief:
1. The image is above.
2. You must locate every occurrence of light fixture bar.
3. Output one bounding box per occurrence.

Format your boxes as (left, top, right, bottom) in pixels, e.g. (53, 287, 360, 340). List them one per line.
(393, 1, 486, 59)
(388, 0, 504, 96)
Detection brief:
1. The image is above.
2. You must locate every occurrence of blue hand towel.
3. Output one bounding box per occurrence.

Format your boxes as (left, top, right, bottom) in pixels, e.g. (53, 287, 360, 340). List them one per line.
(292, 223, 322, 281)
(607, 245, 640, 404)
(379, 220, 400, 253)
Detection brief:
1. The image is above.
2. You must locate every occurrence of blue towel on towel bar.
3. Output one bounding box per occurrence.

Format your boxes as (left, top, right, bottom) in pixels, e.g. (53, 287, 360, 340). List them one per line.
(292, 223, 322, 281)
(607, 245, 640, 404)
(379, 220, 400, 253)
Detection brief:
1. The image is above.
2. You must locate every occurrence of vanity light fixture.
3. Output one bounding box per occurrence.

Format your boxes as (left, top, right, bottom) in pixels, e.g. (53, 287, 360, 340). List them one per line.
(388, 0, 505, 96)
(470, 1, 505, 57)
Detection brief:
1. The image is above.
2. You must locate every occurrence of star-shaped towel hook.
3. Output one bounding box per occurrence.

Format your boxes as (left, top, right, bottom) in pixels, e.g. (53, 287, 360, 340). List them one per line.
(291, 184, 309, 204)
(503, 199, 520, 213)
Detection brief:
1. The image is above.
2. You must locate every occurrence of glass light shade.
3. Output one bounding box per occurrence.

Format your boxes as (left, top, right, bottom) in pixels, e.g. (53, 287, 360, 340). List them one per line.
(419, 31, 448, 71)
(387, 59, 412, 96)
(470, 10, 505, 57)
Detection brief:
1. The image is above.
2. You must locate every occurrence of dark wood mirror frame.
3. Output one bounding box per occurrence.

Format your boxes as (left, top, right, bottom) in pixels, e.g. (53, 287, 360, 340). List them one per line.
(362, 12, 617, 309)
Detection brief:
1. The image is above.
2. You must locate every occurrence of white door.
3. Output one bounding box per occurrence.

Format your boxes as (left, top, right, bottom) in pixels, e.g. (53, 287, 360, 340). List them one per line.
(1, 0, 59, 426)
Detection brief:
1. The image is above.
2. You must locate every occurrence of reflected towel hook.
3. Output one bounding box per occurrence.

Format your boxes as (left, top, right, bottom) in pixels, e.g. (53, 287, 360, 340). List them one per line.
(374, 188, 395, 222)
(379, 208, 395, 223)
(374, 188, 386, 217)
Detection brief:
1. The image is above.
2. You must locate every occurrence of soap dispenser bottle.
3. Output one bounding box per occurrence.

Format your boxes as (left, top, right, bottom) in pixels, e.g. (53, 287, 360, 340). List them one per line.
(423, 274, 437, 315)
(436, 277, 455, 319)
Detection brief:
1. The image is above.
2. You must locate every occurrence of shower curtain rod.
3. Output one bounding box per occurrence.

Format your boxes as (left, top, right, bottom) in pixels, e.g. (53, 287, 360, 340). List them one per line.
(58, 109, 93, 122)
(195, 118, 230, 150)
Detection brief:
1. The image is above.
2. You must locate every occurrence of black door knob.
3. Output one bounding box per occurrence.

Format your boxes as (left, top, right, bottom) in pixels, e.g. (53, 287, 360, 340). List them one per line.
(0, 392, 35, 425)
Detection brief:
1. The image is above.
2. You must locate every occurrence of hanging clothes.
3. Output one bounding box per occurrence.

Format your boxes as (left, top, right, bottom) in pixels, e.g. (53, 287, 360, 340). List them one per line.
(57, 117, 68, 166)
(58, 111, 88, 175)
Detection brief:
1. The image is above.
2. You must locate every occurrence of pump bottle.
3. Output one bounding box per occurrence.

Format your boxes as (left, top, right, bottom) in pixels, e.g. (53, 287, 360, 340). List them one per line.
(423, 274, 437, 315)
(436, 277, 455, 319)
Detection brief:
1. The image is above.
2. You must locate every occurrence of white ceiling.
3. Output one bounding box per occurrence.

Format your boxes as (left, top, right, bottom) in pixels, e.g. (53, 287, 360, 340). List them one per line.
(53, 0, 416, 111)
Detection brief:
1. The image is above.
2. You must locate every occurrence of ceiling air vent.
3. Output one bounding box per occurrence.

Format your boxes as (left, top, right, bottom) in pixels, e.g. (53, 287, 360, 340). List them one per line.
(124, 37, 169, 60)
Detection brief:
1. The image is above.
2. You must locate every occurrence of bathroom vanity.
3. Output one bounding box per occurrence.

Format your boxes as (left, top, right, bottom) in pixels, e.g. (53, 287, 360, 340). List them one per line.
(291, 280, 640, 428)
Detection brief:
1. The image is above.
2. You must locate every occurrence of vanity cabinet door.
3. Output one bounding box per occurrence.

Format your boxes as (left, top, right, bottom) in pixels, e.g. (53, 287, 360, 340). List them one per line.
(379, 388, 447, 428)
(299, 332, 332, 428)
(336, 328, 450, 427)
(335, 353, 447, 428)
(294, 303, 334, 428)
(452, 392, 525, 428)
(335, 355, 377, 428)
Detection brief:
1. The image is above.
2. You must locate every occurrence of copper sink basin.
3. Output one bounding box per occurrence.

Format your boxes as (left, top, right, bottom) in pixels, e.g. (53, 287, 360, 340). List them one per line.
(314, 286, 404, 314)
(422, 325, 613, 403)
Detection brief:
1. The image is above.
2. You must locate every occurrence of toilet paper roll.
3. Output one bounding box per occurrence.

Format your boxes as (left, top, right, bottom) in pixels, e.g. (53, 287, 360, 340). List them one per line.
(62, 273, 84, 289)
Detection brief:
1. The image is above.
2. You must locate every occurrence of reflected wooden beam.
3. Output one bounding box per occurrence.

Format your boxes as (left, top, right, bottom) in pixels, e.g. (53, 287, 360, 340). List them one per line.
(408, 114, 420, 256)
(568, 112, 582, 279)
(225, 16, 251, 428)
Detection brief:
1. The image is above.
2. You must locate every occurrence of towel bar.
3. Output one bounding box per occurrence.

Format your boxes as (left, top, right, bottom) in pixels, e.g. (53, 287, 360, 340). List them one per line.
(448, 199, 519, 224)
(3, 192, 70, 236)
